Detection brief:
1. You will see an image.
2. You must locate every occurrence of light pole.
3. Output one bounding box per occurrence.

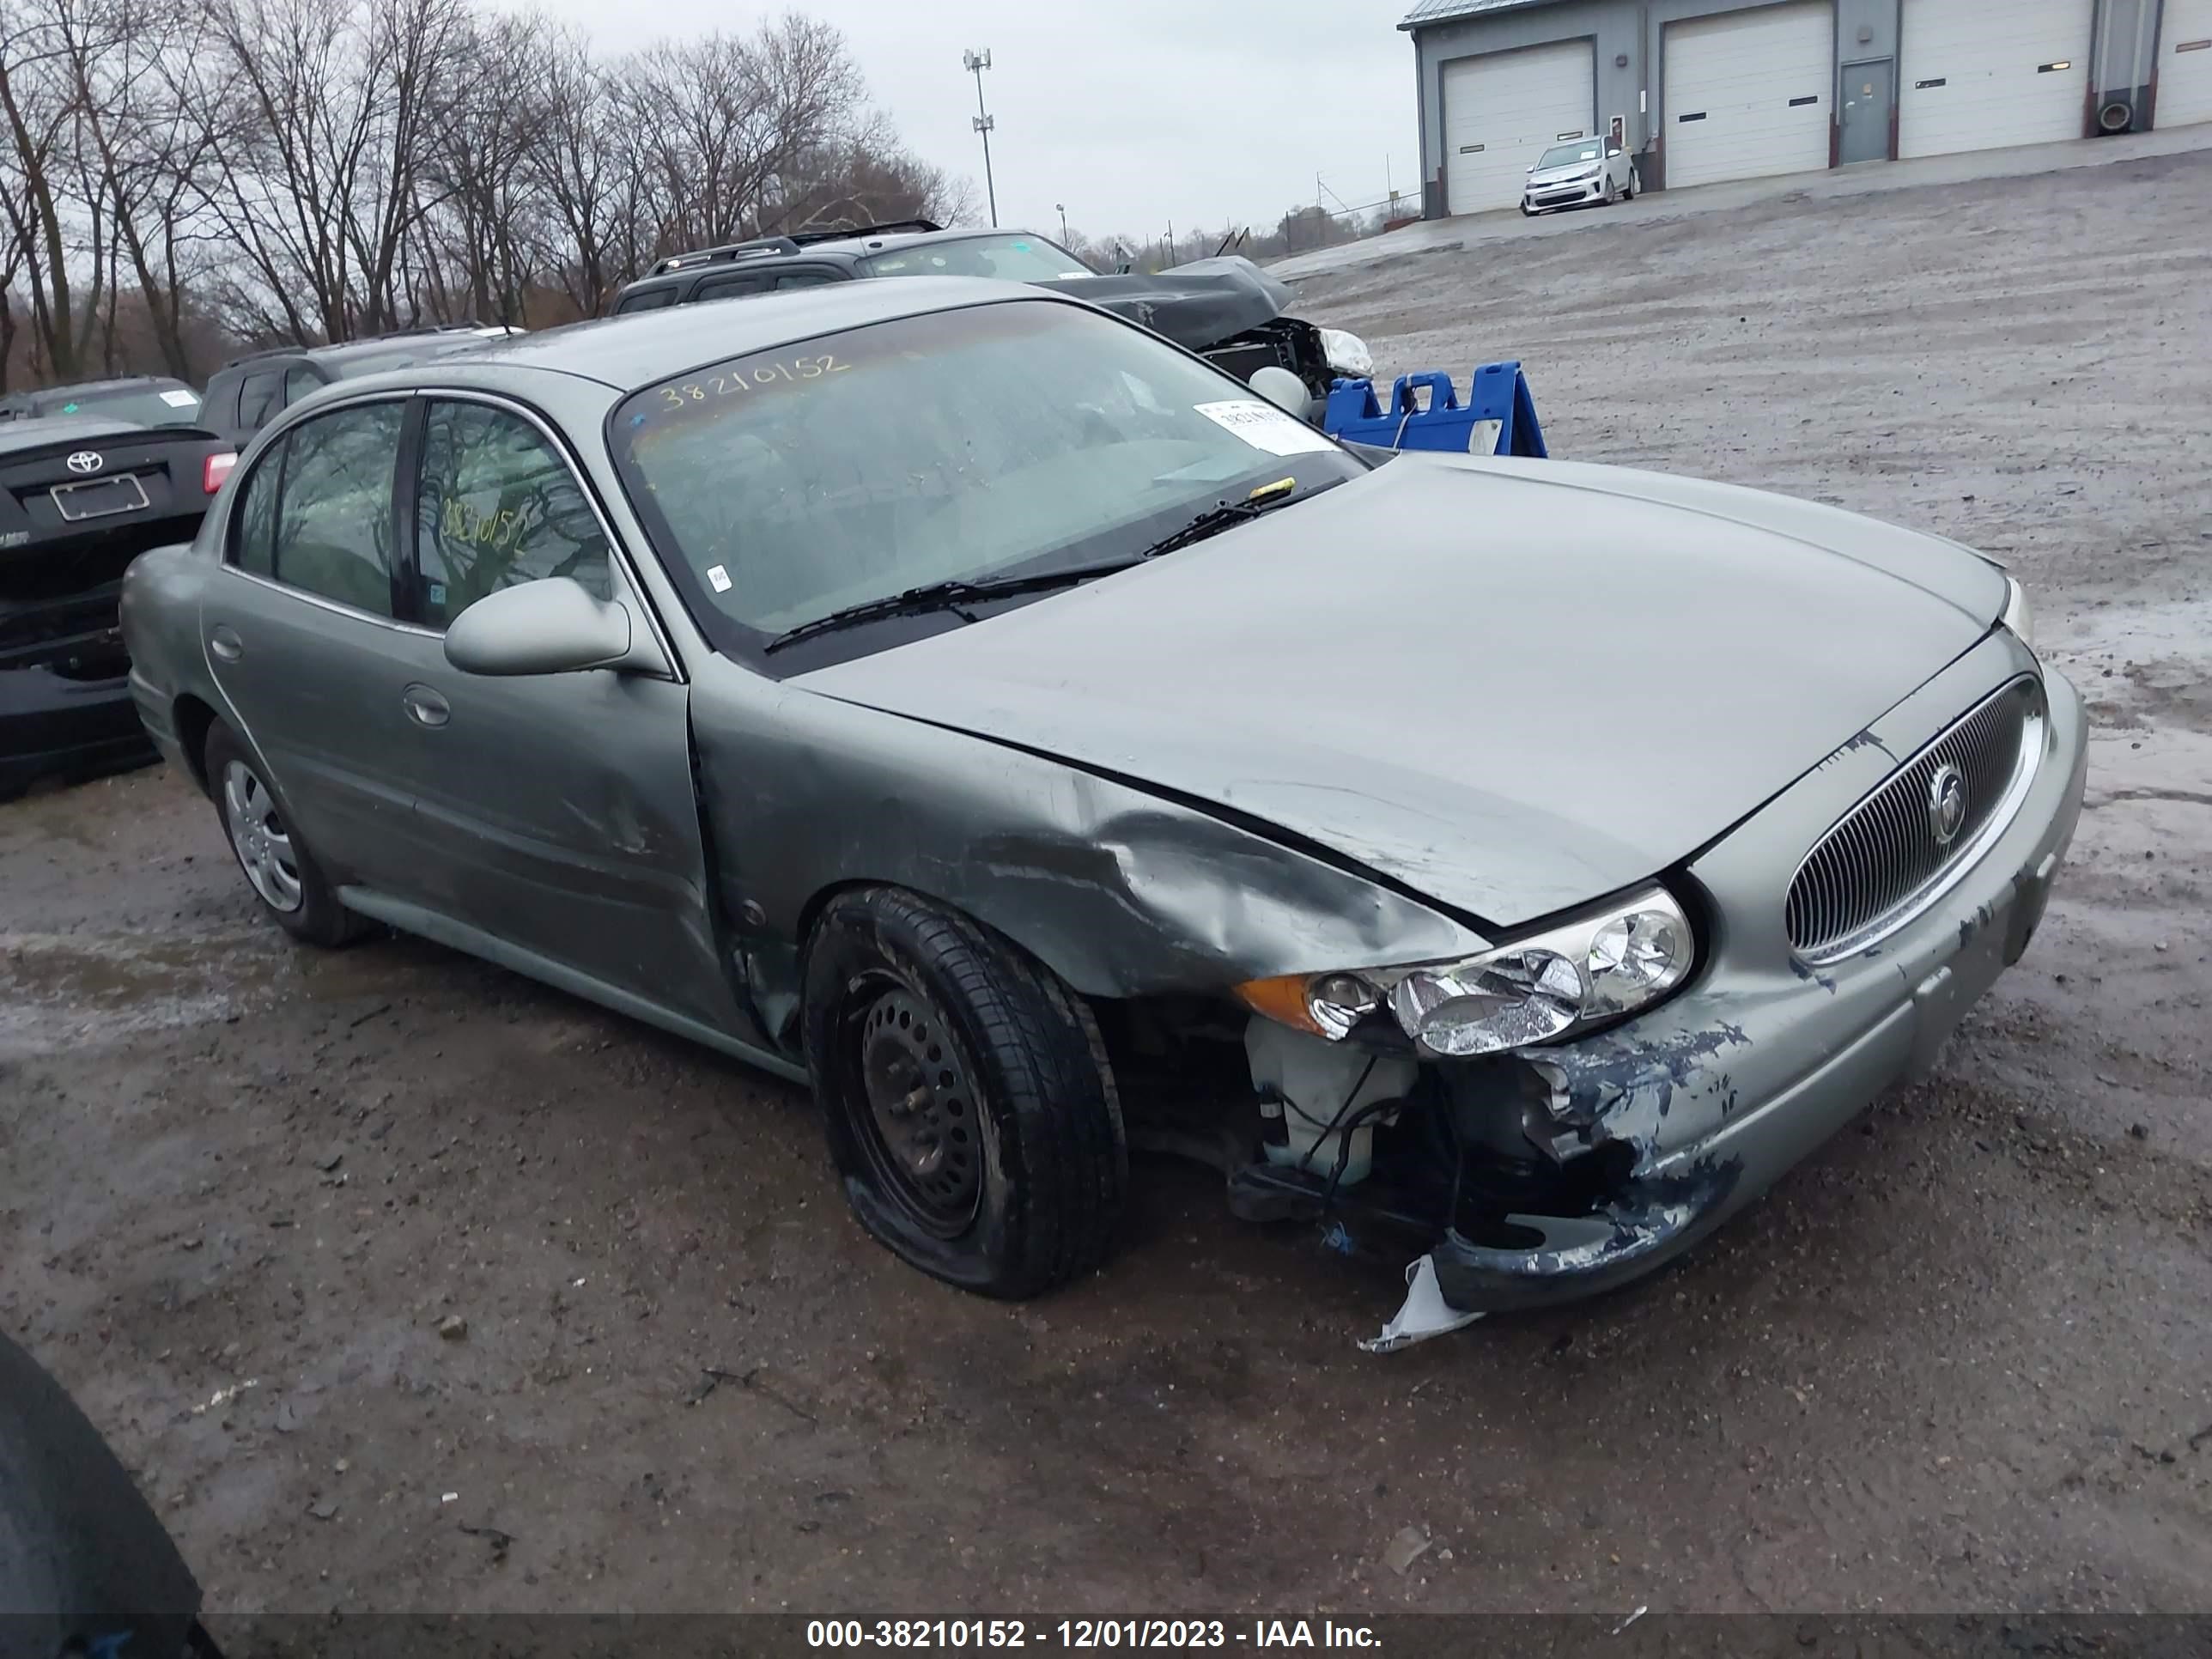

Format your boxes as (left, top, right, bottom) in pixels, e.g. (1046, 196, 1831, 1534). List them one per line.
(1056, 203, 1068, 243)
(963, 49, 997, 228)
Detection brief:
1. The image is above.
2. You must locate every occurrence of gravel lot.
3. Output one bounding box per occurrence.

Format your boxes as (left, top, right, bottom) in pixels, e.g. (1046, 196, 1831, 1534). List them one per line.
(4, 145, 2209, 1616)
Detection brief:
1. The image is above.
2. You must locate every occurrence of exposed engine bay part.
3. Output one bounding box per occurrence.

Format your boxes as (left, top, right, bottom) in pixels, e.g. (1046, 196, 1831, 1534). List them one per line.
(1055, 256, 1354, 412)
(1244, 1016, 1417, 1188)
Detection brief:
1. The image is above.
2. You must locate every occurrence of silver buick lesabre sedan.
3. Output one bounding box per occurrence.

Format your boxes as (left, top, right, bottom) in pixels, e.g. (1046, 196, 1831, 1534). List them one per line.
(118, 278, 2086, 1346)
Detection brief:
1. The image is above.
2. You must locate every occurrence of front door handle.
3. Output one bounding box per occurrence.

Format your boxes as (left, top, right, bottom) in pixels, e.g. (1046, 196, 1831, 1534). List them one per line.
(401, 683, 451, 729)
(209, 624, 243, 662)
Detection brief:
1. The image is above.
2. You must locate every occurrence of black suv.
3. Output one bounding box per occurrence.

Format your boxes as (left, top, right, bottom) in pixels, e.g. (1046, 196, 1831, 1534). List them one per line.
(0, 374, 206, 428)
(198, 325, 521, 448)
(608, 221, 1370, 412)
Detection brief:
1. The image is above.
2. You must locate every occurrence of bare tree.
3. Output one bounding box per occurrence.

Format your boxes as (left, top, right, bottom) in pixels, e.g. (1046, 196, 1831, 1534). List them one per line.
(1, 0, 986, 376)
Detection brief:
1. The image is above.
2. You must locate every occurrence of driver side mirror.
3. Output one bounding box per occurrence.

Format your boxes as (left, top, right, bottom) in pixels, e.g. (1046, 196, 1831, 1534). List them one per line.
(444, 577, 635, 677)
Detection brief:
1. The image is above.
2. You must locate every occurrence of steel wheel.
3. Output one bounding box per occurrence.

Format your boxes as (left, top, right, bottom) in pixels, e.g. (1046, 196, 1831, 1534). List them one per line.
(843, 978, 981, 1237)
(222, 757, 303, 913)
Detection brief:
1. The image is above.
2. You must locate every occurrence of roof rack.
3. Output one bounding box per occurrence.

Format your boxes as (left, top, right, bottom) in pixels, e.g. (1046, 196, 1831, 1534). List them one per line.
(787, 218, 944, 246)
(647, 237, 805, 276)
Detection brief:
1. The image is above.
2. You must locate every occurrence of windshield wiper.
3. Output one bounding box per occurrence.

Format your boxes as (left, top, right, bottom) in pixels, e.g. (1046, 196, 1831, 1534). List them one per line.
(1129, 481, 1321, 562)
(763, 484, 1324, 653)
(763, 561, 1141, 653)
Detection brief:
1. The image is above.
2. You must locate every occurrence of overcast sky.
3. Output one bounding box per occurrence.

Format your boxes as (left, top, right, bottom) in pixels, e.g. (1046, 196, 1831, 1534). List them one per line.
(528, 0, 1420, 245)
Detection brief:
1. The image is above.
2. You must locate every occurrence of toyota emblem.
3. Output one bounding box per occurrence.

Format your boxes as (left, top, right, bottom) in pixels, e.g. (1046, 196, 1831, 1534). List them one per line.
(1928, 763, 1967, 846)
(66, 451, 104, 474)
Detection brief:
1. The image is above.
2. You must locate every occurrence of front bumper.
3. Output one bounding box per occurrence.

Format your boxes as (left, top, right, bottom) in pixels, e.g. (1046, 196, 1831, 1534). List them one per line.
(1428, 635, 2087, 1315)
(1524, 178, 1604, 212)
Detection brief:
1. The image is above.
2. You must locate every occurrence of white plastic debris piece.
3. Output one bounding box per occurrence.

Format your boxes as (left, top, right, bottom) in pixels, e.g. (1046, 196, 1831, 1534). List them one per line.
(192, 1378, 261, 1414)
(1382, 1524, 1434, 1576)
(441, 1492, 459, 1504)
(1358, 1255, 1485, 1353)
(1613, 1607, 1649, 1636)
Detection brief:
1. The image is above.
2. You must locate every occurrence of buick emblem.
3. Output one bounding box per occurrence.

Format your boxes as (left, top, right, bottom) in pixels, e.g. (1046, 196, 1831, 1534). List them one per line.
(1928, 764, 1967, 846)
(66, 450, 104, 474)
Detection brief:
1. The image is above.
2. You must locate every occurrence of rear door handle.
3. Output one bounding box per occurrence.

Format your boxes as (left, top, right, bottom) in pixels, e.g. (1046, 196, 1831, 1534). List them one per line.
(401, 684, 451, 729)
(208, 624, 243, 662)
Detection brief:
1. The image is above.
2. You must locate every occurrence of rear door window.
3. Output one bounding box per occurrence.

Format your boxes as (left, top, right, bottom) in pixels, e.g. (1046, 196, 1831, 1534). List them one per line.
(410, 400, 612, 629)
(692, 273, 775, 302)
(229, 402, 404, 616)
(774, 269, 840, 290)
(283, 365, 324, 407)
(235, 369, 287, 431)
(613, 288, 677, 314)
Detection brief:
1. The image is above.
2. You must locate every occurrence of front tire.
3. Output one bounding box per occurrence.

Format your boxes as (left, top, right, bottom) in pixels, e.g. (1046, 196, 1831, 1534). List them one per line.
(204, 720, 363, 947)
(803, 887, 1127, 1299)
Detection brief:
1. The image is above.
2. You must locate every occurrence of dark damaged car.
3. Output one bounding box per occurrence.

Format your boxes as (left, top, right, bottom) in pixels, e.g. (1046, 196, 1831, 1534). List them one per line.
(3, 415, 234, 798)
(118, 280, 2087, 1345)
(609, 220, 1371, 415)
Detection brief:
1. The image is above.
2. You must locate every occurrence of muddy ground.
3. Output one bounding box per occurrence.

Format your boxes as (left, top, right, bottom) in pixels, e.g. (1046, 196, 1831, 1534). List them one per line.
(4, 149, 2210, 1616)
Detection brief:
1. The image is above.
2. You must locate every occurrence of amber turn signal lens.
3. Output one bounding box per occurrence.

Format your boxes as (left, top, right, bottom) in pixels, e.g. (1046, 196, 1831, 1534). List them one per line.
(1232, 975, 1328, 1038)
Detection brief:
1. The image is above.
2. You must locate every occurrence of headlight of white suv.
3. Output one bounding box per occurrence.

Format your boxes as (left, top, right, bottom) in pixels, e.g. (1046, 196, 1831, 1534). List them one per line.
(1318, 327, 1373, 380)
(2001, 575, 2034, 648)
(1235, 884, 1696, 1057)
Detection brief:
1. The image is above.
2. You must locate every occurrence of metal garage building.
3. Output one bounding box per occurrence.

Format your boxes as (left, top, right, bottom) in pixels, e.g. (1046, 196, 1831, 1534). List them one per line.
(1403, 0, 2201, 218)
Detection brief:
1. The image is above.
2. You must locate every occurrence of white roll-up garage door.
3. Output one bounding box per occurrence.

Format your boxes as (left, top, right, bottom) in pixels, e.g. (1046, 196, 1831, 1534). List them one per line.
(1662, 2, 1835, 191)
(1442, 40, 1595, 215)
(2156, 0, 2212, 129)
(1898, 0, 2092, 158)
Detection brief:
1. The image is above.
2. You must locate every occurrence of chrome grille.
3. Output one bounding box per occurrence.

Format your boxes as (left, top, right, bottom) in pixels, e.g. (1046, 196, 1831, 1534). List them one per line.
(1786, 677, 2044, 963)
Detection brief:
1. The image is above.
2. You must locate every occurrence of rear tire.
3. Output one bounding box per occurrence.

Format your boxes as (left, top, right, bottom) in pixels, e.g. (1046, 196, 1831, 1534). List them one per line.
(803, 887, 1126, 1299)
(204, 720, 364, 948)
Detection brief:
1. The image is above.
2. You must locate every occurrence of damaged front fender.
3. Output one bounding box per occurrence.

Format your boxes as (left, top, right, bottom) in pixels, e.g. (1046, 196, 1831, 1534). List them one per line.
(685, 661, 1491, 1050)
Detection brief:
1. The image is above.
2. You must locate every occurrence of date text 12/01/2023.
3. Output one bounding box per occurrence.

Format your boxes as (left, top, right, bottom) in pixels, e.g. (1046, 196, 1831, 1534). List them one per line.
(805, 1622, 1382, 1650)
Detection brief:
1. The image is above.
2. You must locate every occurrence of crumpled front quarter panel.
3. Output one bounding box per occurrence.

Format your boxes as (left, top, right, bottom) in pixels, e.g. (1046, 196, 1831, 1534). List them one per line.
(684, 658, 1489, 1021)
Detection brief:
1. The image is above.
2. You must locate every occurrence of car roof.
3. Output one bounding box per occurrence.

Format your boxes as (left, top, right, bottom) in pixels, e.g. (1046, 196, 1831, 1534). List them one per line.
(383, 277, 1053, 397)
(623, 226, 1057, 290)
(213, 327, 518, 374)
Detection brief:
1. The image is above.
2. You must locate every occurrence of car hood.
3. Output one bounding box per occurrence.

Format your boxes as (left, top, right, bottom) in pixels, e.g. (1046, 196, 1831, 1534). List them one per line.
(1041, 255, 1297, 349)
(1528, 163, 1602, 186)
(794, 455, 2008, 930)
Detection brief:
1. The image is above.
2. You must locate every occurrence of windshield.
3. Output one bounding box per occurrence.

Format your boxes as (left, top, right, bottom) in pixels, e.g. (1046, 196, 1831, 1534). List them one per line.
(860, 234, 1093, 283)
(30, 382, 202, 426)
(610, 300, 1361, 659)
(1537, 142, 1604, 169)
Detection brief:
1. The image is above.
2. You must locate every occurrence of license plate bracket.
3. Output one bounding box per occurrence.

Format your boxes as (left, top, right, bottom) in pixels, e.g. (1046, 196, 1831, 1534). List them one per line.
(50, 473, 149, 522)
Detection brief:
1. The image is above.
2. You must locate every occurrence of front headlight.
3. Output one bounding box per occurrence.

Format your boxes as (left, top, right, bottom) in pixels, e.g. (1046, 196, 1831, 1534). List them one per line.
(1318, 327, 1373, 380)
(2001, 575, 2034, 648)
(1235, 884, 1696, 1058)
